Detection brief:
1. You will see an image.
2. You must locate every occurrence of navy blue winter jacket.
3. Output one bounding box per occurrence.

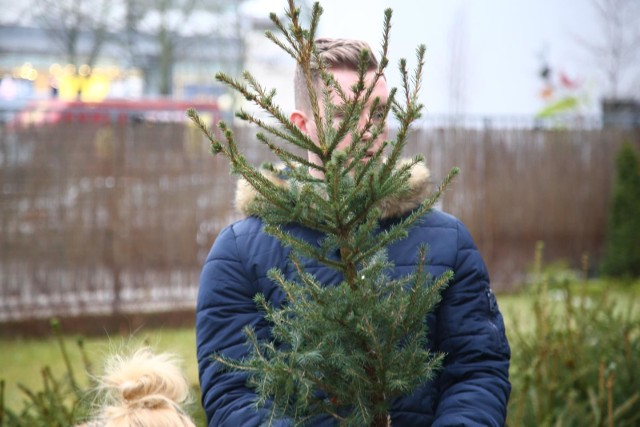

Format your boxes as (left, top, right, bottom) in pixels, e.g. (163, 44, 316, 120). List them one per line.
(196, 163, 511, 426)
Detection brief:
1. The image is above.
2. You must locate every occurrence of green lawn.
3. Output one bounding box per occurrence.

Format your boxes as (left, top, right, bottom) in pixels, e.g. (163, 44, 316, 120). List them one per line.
(0, 288, 635, 416)
(0, 292, 529, 412)
(1, 327, 198, 412)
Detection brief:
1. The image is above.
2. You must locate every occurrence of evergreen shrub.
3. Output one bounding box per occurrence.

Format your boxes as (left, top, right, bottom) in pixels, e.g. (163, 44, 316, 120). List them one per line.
(508, 243, 640, 427)
(601, 142, 640, 279)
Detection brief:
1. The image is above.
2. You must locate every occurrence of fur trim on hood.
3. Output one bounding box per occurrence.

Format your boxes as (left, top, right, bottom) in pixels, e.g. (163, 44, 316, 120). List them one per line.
(234, 160, 432, 220)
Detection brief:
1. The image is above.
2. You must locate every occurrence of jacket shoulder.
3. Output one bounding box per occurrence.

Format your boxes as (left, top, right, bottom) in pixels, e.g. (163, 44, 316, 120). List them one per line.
(421, 208, 457, 225)
(228, 215, 265, 238)
(418, 209, 478, 248)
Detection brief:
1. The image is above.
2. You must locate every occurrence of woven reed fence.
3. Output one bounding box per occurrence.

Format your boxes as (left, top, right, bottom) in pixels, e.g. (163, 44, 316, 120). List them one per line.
(1, 114, 637, 321)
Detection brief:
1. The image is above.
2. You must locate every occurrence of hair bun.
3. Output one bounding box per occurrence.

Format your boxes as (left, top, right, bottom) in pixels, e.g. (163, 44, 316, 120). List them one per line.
(82, 347, 196, 427)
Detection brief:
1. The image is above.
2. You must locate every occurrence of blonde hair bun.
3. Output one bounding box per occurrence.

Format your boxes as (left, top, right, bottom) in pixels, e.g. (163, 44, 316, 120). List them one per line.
(89, 347, 196, 427)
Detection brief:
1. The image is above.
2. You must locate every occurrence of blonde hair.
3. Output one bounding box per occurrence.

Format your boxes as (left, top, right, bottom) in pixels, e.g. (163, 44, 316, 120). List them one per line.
(81, 347, 195, 427)
(294, 38, 379, 114)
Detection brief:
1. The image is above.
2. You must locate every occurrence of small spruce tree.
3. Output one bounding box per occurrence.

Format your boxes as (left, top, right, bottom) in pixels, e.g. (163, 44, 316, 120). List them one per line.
(601, 142, 640, 279)
(188, 1, 458, 425)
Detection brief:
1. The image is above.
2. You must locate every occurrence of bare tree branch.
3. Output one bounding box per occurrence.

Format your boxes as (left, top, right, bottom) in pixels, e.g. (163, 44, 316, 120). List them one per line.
(575, 0, 640, 99)
(122, 0, 249, 95)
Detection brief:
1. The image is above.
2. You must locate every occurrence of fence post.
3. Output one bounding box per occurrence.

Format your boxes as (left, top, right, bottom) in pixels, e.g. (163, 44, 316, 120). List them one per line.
(99, 121, 125, 315)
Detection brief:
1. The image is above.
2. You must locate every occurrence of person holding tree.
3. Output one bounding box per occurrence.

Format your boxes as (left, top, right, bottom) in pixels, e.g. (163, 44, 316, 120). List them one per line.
(195, 31, 511, 426)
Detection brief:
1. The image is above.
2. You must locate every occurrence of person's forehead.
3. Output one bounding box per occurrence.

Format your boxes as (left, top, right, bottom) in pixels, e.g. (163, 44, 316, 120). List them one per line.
(328, 69, 388, 95)
(327, 67, 386, 80)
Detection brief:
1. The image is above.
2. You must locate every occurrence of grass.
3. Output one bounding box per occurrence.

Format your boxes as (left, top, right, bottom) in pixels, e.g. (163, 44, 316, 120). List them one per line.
(1, 327, 198, 413)
(0, 293, 526, 411)
(0, 284, 637, 417)
(0, 292, 585, 412)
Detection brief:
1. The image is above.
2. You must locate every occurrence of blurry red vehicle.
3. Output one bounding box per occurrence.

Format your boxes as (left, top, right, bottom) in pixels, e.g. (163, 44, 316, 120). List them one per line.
(11, 98, 221, 128)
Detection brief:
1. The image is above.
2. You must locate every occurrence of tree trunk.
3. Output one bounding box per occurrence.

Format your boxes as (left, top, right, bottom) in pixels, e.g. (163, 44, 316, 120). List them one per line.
(371, 413, 390, 427)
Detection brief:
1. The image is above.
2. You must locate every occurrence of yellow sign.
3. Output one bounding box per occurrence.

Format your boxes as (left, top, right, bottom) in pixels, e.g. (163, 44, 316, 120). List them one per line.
(58, 73, 110, 101)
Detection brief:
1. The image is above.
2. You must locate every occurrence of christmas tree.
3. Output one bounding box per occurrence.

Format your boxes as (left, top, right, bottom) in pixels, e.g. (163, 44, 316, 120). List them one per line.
(601, 142, 640, 279)
(189, 1, 459, 425)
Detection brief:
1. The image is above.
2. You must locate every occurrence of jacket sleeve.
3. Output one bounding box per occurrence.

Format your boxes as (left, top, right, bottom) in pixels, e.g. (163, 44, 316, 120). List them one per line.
(432, 220, 511, 427)
(196, 224, 289, 427)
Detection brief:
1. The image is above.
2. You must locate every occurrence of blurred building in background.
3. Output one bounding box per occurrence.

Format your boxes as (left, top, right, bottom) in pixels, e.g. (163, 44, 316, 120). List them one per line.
(0, 31, 141, 108)
(601, 99, 640, 130)
(0, 13, 293, 110)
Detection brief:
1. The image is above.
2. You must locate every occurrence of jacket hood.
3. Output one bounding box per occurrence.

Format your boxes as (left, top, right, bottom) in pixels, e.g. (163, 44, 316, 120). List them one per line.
(234, 160, 432, 220)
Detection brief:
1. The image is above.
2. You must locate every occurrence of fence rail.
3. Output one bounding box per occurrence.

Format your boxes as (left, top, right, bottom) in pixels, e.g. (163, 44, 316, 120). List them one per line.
(1, 112, 638, 321)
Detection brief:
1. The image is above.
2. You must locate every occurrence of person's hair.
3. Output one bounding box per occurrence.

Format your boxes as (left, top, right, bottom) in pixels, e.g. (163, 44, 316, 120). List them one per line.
(294, 37, 379, 114)
(79, 347, 195, 427)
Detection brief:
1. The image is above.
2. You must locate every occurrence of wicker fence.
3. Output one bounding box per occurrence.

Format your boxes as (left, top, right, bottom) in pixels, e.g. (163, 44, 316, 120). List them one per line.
(1, 114, 638, 321)
(408, 128, 638, 288)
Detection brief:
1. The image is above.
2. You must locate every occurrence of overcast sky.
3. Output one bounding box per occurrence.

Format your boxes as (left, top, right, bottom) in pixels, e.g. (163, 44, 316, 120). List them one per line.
(242, 0, 616, 116)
